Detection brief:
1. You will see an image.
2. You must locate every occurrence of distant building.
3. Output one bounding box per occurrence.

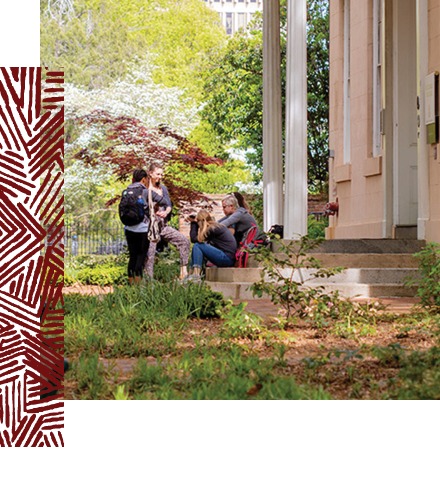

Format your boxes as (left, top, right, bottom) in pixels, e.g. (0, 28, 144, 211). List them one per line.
(203, 0, 263, 35)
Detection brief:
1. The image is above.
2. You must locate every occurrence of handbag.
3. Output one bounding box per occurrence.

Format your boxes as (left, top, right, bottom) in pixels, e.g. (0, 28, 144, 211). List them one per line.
(147, 185, 161, 243)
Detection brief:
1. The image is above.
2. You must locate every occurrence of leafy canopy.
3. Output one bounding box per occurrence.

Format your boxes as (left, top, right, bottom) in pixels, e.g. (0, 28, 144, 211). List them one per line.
(41, 0, 227, 97)
(202, 0, 329, 191)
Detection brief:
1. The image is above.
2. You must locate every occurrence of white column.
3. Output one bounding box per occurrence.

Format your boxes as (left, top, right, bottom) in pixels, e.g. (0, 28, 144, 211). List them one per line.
(263, 0, 283, 231)
(417, 0, 430, 240)
(284, 0, 308, 238)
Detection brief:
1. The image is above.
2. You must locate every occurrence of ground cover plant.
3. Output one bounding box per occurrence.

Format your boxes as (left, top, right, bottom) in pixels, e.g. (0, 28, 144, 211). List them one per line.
(65, 245, 182, 286)
(62, 237, 440, 400)
(63, 282, 440, 400)
(65, 255, 127, 286)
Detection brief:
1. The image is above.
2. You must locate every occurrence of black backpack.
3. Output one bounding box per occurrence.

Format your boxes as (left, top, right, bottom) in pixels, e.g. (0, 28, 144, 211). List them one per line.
(119, 185, 146, 226)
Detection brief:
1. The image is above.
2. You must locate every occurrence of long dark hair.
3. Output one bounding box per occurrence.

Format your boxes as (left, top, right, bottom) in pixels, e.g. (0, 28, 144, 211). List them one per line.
(230, 192, 252, 214)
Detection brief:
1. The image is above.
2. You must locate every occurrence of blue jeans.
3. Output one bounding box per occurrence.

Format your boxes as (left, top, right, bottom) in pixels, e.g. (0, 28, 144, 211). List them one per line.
(190, 243, 235, 269)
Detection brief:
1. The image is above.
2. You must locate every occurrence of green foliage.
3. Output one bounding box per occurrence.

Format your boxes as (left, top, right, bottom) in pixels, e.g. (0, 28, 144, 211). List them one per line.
(249, 235, 344, 331)
(202, 20, 264, 173)
(113, 385, 130, 400)
(64, 159, 122, 223)
(40, 0, 148, 89)
(220, 301, 263, 339)
(330, 300, 384, 339)
(302, 354, 331, 379)
(166, 159, 253, 195)
(152, 246, 181, 283)
(394, 345, 440, 399)
(128, 345, 331, 400)
(64, 281, 226, 356)
(371, 343, 405, 367)
(65, 255, 126, 286)
(184, 284, 226, 320)
(41, 0, 226, 95)
(404, 242, 440, 311)
(369, 323, 440, 400)
(246, 194, 264, 228)
(202, 0, 330, 190)
(73, 353, 111, 399)
(188, 120, 231, 160)
(307, 215, 329, 239)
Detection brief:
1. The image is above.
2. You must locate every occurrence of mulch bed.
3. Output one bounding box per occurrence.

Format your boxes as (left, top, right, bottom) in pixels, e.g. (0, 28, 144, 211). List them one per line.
(62, 287, 435, 400)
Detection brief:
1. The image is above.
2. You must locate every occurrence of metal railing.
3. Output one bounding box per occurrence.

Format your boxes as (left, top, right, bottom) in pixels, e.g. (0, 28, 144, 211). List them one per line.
(64, 221, 126, 257)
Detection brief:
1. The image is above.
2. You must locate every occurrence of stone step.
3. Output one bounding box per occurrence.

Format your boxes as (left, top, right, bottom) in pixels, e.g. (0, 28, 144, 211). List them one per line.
(206, 281, 418, 301)
(305, 253, 420, 269)
(206, 267, 420, 285)
(246, 253, 420, 269)
(273, 238, 426, 254)
(299, 268, 419, 285)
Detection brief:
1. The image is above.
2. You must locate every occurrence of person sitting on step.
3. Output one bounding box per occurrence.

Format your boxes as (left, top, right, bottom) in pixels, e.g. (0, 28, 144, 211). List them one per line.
(185, 209, 237, 282)
(218, 194, 267, 246)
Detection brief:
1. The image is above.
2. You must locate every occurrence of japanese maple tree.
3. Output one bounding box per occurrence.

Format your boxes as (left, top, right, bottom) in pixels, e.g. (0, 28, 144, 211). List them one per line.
(74, 110, 223, 210)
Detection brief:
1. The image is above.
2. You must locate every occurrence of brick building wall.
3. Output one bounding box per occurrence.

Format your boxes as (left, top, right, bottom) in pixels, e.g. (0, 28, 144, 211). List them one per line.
(178, 193, 327, 238)
(179, 194, 225, 238)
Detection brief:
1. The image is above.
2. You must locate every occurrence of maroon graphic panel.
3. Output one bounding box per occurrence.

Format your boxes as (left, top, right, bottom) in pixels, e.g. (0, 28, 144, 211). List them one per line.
(0, 67, 64, 447)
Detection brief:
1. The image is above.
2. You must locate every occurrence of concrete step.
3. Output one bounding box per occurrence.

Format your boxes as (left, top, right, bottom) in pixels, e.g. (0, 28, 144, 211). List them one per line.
(247, 253, 420, 269)
(294, 268, 419, 285)
(206, 267, 420, 285)
(310, 238, 426, 253)
(305, 253, 420, 269)
(206, 281, 418, 301)
(273, 238, 426, 254)
(205, 238, 424, 300)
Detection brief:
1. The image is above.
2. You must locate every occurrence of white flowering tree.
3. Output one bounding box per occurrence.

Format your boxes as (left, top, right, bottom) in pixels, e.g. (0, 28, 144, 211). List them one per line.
(64, 60, 203, 224)
(65, 59, 200, 140)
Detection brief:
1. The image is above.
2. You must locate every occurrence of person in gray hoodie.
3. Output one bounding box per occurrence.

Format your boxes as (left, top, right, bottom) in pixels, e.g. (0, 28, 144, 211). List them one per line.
(218, 194, 264, 246)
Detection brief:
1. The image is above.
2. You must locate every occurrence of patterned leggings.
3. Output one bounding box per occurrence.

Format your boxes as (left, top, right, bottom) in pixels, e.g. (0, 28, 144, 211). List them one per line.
(144, 225, 190, 277)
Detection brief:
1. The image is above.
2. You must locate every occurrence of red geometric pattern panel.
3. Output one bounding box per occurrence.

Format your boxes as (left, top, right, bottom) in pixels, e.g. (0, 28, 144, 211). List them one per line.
(0, 67, 64, 447)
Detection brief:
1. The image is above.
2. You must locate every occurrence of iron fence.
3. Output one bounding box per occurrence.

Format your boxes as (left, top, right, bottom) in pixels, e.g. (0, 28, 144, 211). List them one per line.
(64, 221, 126, 257)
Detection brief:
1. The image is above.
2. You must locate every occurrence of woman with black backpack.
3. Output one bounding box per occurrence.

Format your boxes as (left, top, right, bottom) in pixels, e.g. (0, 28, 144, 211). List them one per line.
(119, 169, 169, 284)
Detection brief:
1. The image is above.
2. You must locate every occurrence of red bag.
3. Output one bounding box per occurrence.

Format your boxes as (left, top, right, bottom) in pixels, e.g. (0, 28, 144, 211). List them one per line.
(235, 226, 261, 268)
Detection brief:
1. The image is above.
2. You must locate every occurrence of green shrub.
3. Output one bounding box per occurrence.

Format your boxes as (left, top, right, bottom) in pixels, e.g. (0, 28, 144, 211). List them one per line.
(395, 346, 440, 399)
(64, 281, 226, 357)
(249, 235, 344, 330)
(405, 242, 440, 311)
(371, 343, 405, 367)
(127, 345, 331, 400)
(65, 255, 126, 286)
(307, 215, 329, 239)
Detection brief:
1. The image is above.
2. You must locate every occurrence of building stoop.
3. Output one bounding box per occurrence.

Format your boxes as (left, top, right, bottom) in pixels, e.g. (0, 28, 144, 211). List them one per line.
(205, 239, 425, 300)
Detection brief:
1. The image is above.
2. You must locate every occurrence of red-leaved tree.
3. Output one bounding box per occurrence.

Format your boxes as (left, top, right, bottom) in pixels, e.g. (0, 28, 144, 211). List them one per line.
(74, 110, 223, 210)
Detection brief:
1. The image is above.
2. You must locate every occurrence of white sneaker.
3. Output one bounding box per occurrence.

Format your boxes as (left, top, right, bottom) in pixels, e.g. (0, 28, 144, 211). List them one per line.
(181, 274, 202, 284)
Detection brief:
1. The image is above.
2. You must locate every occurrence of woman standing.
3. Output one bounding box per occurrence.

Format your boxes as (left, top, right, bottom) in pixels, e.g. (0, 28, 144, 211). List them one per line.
(186, 210, 237, 282)
(122, 169, 169, 285)
(144, 163, 190, 280)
